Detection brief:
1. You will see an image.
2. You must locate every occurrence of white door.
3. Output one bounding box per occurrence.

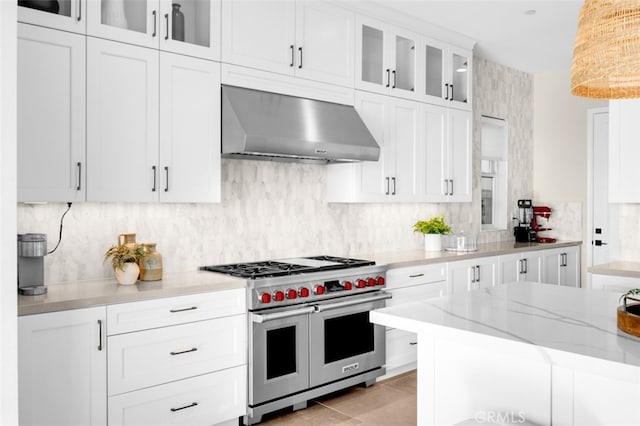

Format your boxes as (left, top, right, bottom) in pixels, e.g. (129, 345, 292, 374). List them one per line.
(449, 108, 472, 202)
(18, 0, 86, 34)
(449, 262, 474, 294)
(221, 0, 295, 75)
(499, 253, 521, 284)
(86, 0, 158, 49)
(522, 251, 542, 283)
(389, 98, 419, 200)
(560, 247, 581, 287)
(354, 91, 389, 201)
(421, 103, 448, 201)
(388, 26, 420, 101)
(543, 250, 561, 285)
(422, 37, 448, 106)
(159, 52, 220, 203)
(17, 24, 86, 202)
(355, 15, 389, 95)
(19, 307, 107, 426)
(87, 38, 159, 202)
(448, 46, 472, 110)
(475, 257, 497, 290)
(609, 99, 640, 202)
(158, 0, 221, 60)
(294, 2, 354, 87)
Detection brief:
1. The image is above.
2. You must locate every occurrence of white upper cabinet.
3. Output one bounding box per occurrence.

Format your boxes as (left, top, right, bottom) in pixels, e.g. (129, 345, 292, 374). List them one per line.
(422, 37, 472, 110)
(609, 99, 640, 202)
(86, 0, 220, 60)
(421, 105, 472, 202)
(221, 0, 354, 88)
(18, 23, 86, 202)
(18, 0, 86, 34)
(356, 15, 421, 101)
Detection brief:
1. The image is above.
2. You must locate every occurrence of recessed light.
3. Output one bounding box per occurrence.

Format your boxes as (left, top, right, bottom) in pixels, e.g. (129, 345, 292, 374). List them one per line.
(524, 9, 537, 15)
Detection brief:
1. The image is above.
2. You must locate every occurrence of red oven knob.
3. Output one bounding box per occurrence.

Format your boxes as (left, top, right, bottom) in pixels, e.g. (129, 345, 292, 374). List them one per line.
(273, 290, 285, 302)
(299, 287, 310, 298)
(286, 288, 297, 300)
(367, 277, 376, 287)
(343, 281, 353, 290)
(314, 285, 325, 295)
(356, 279, 366, 288)
(376, 276, 385, 286)
(260, 292, 271, 304)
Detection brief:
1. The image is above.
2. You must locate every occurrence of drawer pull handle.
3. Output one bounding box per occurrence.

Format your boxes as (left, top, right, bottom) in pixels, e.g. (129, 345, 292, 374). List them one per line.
(409, 342, 418, 346)
(170, 402, 198, 412)
(169, 306, 197, 313)
(409, 273, 424, 278)
(170, 347, 198, 356)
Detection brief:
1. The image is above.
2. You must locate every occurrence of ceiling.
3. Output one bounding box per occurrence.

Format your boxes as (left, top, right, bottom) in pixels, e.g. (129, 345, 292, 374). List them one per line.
(376, 0, 584, 75)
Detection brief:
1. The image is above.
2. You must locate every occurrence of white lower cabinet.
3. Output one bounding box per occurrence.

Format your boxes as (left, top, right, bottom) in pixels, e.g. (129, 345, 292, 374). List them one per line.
(108, 365, 246, 426)
(543, 246, 581, 287)
(448, 257, 498, 294)
(499, 251, 543, 284)
(383, 263, 447, 377)
(19, 307, 107, 426)
(591, 274, 640, 292)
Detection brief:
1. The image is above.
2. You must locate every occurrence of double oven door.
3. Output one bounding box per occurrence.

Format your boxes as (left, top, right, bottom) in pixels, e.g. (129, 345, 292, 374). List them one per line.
(249, 291, 389, 406)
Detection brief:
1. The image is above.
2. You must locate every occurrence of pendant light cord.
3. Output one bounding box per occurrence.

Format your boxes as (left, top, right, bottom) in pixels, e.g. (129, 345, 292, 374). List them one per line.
(47, 202, 72, 255)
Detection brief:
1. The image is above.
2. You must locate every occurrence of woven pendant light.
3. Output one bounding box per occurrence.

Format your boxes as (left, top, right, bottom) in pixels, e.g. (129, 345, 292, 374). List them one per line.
(571, 0, 640, 99)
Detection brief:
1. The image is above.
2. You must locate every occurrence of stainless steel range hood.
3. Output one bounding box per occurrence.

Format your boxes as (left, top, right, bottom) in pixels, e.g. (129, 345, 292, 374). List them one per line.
(221, 85, 380, 163)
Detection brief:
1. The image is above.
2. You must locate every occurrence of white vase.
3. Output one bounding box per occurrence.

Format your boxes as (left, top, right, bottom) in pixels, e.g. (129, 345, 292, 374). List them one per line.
(102, 0, 128, 29)
(424, 234, 442, 252)
(114, 262, 139, 285)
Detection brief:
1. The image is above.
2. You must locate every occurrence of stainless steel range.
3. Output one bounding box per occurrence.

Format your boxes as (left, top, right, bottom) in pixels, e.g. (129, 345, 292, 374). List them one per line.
(201, 255, 390, 425)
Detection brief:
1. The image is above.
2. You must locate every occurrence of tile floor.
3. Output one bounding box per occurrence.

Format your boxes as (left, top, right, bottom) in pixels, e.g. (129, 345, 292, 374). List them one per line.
(259, 370, 417, 425)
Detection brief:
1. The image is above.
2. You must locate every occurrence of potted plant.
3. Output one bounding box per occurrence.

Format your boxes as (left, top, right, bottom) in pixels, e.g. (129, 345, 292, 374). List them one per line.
(413, 215, 452, 251)
(104, 243, 145, 285)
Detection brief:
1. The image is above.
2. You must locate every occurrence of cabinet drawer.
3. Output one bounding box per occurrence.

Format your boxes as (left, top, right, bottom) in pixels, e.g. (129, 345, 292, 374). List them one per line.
(108, 314, 246, 395)
(108, 365, 247, 426)
(386, 263, 447, 290)
(387, 282, 446, 308)
(107, 288, 245, 335)
(386, 328, 417, 371)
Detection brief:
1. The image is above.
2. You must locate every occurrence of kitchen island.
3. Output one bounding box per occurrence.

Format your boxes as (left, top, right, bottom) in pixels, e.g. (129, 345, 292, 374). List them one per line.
(371, 282, 640, 426)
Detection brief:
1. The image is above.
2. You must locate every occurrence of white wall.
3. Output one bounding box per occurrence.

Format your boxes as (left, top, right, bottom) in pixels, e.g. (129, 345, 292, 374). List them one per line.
(1, 2, 19, 425)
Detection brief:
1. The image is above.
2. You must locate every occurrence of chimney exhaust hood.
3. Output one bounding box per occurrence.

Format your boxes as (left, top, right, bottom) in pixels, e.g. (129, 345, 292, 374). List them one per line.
(221, 85, 380, 163)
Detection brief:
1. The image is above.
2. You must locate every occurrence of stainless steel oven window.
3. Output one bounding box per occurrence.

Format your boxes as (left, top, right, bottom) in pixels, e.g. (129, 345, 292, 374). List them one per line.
(266, 326, 297, 379)
(324, 311, 374, 363)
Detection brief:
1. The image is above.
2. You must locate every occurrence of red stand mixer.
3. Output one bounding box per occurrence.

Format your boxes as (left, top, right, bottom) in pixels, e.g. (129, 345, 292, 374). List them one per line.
(532, 206, 556, 243)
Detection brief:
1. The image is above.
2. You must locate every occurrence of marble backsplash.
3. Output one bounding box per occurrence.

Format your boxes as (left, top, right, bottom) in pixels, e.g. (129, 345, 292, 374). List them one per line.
(17, 58, 540, 283)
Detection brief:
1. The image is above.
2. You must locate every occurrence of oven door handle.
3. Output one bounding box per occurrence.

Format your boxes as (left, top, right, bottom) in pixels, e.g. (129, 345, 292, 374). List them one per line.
(251, 306, 315, 323)
(314, 293, 392, 312)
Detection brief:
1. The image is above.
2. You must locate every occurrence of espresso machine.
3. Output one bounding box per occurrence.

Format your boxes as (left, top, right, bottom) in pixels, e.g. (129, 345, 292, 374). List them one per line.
(17, 233, 48, 295)
(514, 199, 537, 242)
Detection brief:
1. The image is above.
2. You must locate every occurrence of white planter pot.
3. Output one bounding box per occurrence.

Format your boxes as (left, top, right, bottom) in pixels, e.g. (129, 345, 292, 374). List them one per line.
(424, 234, 442, 252)
(114, 262, 139, 285)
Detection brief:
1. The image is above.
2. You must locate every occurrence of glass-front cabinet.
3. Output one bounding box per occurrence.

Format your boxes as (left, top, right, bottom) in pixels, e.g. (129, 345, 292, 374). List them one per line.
(356, 15, 421, 101)
(423, 36, 472, 110)
(86, 0, 220, 60)
(18, 0, 86, 33)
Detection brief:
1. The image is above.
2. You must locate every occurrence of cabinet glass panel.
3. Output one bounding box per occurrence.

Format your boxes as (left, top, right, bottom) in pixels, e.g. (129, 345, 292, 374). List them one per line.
(18, 0, 72, 18)
(362, 25, 384, 85)
(452, 53, 469, 103)
(170, 0, 210, 47)
(100, 0, 147, 34)
(425, 44, 443, 97)
(395, 35, 415, 92)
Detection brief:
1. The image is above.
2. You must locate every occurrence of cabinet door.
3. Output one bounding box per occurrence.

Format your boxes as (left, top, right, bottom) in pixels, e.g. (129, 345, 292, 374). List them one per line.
(609, 99, 640, 202)
(499, 253, 522, 284)
(449, 262, 474, 294)
(221, 0, 295, 75)
(389, 27, 420, 100)
(159, 53, 220, 202)
(559, 247, 581, 287)
(355, 15, 389, 95)
(449, 47, 472, 109)
(86, 0, 158, 49)
(87, 38, 159, 202)
(448, 108, 472, 202)
(475, 257, 497, 290)
(543, 250, 561, 285)
(18, 24, 86, 202)
(295, 2, 354, 87)
(159, 0, 221, 60)
(522, 251, 543, 283)
(389, 98, 419, 200)
(353, 91, 389, 201)
(18, 0, 86, 34)
(19, 307, 107, 426)
(422, 37, 447, 105)
(421, 103, 448, 201)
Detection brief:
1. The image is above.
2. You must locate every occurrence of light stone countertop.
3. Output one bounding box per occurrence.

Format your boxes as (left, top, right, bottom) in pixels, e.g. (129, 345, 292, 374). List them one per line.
(371, 282, 640, 370)
(18, 270, 246, 316)
(363, 240, 581, 270)
(589, 261, 640, 279)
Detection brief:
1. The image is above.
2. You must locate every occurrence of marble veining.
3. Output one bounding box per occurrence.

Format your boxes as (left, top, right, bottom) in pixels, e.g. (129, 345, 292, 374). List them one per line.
(371, 283, 640, 368)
